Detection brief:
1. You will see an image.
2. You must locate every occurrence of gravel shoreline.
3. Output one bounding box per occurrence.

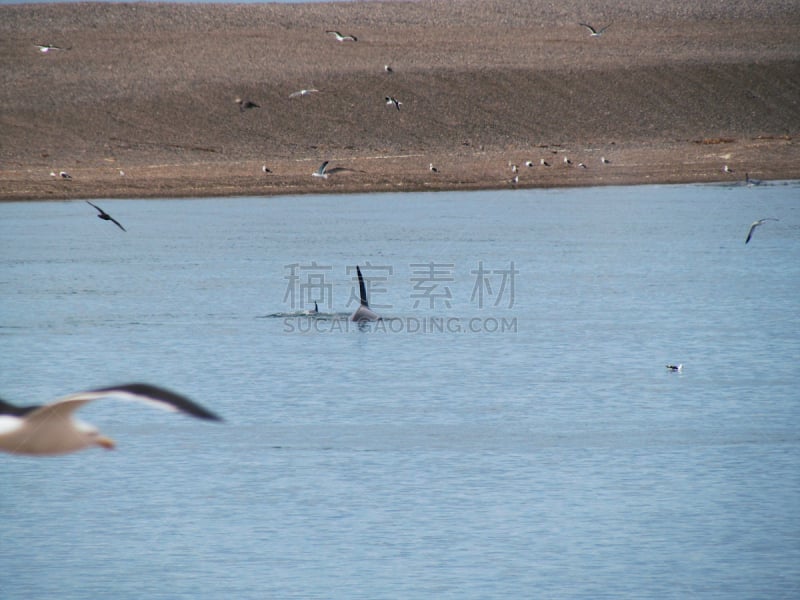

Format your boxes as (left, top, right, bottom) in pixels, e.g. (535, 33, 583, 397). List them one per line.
(1, 1, 798, 200)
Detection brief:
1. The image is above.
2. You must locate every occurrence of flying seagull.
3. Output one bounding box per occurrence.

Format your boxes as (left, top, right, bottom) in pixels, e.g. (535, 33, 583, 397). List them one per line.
(289, 88, 319, 98)
(385, 96, 402, 111)
(326, 30, 357, 42)
(0, 383, 221, 456)
(745, 218, 778, 244)
(86, 200, 126, 231)
(350, 265, 381, 322)
(579, 23, 612, 37)
(235, 97, 260, 112)
(34, 43, 67, 53)
(312, 161, 331, 179)
(666, 364, 683, 372)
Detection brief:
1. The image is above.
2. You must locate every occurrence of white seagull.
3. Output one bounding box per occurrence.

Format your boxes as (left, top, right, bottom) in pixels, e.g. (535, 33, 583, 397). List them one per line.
(563, 156, 573, 166)
(540, 159, 550, 167)
(313, 160, 331, 179)
(289, 88, 319, 98)
(745, 218, 778, 244)
(579, 23, 612, 37)
(0, 383, 221, 456)
(51, 170, 72, 179)
(525, 160, 534, 167)
(723, 165, 735, 174)
(429, 163, 438, 173)
(326, 30, 357, 42)
(384, 65, 393, 74)
(385, 96, 402, 111)
(34, 43, 67, 53)
(601, 156, 610, 164)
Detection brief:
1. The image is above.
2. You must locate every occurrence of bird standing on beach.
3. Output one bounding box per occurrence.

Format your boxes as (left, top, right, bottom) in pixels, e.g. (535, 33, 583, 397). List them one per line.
(384, 65, 393, 74)
(579, 23, 611, 37)
(745, 218, 778, 244)
(34, 43, 67, 53)
(51, 170, 72, 179)
(235, 97, 260, 112)
(326, 30, 357, 42)
(385, 96, 402, 111)
(0, 383, 221, 456)
(289, 88, 319, 98)
(723, 165, 735, 174)
(429, 163, 438, 173)
(86, 200, 126, 231)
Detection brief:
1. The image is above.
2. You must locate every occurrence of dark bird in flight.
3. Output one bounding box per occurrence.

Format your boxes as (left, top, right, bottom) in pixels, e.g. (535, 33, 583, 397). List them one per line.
(86, 201, 126, 231)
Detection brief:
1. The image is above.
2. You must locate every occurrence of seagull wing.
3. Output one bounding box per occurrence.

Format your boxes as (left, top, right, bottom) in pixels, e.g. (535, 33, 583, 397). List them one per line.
(86, 200, 104, 215)
(579, 23, 597, 34)
(317, 161, 330, 175)
(598, 23, 612, 33)
(28, 383, 222, 422)
(745, 221, 760, 244)
(109, 216, 127, 232)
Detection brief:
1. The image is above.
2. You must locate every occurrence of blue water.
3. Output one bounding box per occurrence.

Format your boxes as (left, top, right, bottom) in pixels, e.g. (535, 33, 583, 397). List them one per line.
(1, 184, 799, 599)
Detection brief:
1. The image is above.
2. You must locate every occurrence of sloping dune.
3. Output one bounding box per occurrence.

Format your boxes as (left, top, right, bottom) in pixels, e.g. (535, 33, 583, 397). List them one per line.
(1, 0, 798, 199)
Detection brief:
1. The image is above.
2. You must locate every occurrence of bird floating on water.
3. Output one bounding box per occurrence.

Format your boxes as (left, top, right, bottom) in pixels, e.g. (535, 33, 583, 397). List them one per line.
(579, 23, 611, 37)
(385, 96, 402, 111)
(326, 30, 357, 42)
(666, 364, 683, 372)
(0, 383, 221, 456)
(86, 200, 126, 231)
(745, 173, 762, 186)
(235, 97, 260, 112)
(289, 88, 319, 98)
(745, 218, 778, 244)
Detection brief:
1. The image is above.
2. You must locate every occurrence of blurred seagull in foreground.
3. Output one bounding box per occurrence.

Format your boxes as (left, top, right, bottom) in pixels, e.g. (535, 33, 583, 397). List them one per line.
(579, 22, 612, 37)
(745, 218, 778, 244)
(326, 30, 357, 42)
(0, 383, 221, 456)
(385, 96, 402, 111)
(86, 200, 126, 231)
(289, 88, 319, 98)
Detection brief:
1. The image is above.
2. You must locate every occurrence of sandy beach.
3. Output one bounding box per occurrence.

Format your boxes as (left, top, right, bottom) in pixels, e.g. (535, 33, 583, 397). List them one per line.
(1, 0, 798, 201)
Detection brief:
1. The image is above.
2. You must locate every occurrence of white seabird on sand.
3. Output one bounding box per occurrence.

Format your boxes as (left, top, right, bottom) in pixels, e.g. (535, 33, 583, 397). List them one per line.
(563, 156, 572, 165)
(578, 162, 587, 169)
(35, 43, 67, 53)
(326, 30, 357, 42)
(540, 159, 550, 167)
(745, 218, 778, 244)
(262, 165, 271, 174)
(525, 161, 534, 167)
(51, 170, 72, 179)
(289, 88, 319, 98)
(601, 157, 610, 164)
(666, 364, 683, 372)
(0, 383, 221, 456)
(579, 22, 612, 37)
(350, 265, 381, 322)
(313, 161, 331, 179)
(385, 96, 402, 110)
(384, 65, 393, 74)
(86, 200, 126, 231)
(429, 163, 438, 173)
(724, 165, 735, 174)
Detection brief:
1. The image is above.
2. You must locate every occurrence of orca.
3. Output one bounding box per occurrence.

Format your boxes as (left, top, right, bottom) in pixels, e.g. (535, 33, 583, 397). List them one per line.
(350, 265, 381, 322)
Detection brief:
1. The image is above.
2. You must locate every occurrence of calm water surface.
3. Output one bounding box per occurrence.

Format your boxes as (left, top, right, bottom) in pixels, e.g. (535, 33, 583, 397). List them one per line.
(1, 184, 799, 598)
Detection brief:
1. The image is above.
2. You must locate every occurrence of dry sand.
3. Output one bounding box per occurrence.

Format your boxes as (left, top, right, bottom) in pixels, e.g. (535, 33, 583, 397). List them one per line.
(1, 0, 798, 201)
